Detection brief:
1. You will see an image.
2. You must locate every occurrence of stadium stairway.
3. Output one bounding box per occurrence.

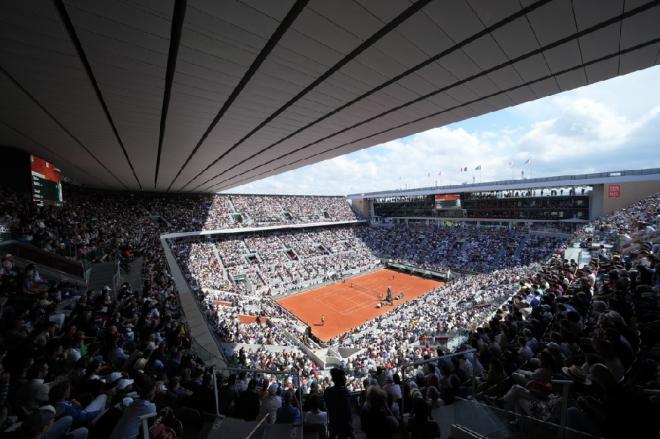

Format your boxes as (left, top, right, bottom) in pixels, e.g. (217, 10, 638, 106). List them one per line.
(434, 399, 510, 439)
(197, 416, 258, 439)
(512, 234, 530, 261)
(160, 237, 228, 369)
(86, 256, 143, 292)
(122, 256, 145, 291)
(194, 396, 523, 439)
(86, 261, 116, 291)
(210, 244, 224, 270)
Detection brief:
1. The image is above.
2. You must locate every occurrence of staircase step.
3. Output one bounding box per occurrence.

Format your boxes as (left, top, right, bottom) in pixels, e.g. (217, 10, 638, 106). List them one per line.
(87, 261, 117, 291)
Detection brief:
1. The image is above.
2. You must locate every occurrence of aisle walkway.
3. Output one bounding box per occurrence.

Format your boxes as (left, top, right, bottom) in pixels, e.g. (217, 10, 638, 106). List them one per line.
(160, 237, 227, 368)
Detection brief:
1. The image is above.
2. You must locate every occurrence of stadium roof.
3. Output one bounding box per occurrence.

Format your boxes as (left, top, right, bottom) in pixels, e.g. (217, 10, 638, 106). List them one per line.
(1, 0, 659, 193)
(347, 167, 660, 199)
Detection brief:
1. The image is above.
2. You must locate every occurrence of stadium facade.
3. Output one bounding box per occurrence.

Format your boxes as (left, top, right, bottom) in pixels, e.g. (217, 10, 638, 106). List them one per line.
(348, 167, 660, 227)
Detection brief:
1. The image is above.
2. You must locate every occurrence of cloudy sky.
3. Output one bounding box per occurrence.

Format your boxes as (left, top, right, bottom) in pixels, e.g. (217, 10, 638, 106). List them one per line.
(225, 65, 660, 196)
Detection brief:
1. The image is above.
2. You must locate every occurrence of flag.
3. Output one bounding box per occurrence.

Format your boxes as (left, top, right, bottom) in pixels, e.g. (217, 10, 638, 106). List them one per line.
(475, 165, 481, 171)
(524, 159, 530, 165)
(438, 171, 442, 176)
(508, 161, 514, 167)
(427, 172, 431, 177)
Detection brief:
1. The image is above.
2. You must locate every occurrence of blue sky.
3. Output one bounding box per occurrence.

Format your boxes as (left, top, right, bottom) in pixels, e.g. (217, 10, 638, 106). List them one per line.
(225, 65, 660, 195)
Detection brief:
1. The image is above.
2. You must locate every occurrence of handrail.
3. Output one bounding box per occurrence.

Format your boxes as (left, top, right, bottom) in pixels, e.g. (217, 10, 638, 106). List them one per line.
(396, 349, 477, 416)
(0, 239, 85, 278)
(408, 348, 477, 368)
(641, 388, 660, 395)
(245, 415, 270, 439)
(111, 256, 121, 300)
(213, 366, 304, 438)
(213, 366, 300, 375)
(161, 219, 365, 239)
(139, 412, 157, 439)
(211, 366, 220, 417)
(456, 397, 605, 439)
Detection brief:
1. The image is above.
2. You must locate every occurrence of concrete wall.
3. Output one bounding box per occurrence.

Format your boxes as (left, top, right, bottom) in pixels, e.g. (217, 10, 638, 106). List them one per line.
(590, 185, 604, 219)
(351, 198, 370, 218)
(594, 181, 660, 217)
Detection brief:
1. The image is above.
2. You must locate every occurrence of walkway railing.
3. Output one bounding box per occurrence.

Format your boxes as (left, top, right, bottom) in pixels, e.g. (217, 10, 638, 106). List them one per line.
(455, 395, 604, 439)
(211, 366, 305, 439)
(0, 239, 85, 278)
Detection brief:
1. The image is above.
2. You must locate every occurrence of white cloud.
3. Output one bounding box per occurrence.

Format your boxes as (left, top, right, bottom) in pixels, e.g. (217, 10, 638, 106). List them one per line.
(225, 66, 660, 195)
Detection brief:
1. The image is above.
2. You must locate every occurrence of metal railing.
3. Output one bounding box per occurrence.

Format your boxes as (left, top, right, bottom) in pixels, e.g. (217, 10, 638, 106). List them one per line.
(111, 256, 122, 300)
(212, 366, 305, 439)
(139, 412, 157, 439)
(245, 415, 270, 439)
(455, 394, 605, 439)
(389, 348, 604, 439)
(0, 239, 85, 278)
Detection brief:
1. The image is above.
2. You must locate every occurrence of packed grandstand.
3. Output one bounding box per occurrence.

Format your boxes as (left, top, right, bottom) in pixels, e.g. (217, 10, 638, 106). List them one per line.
(0, 183, 658, 438)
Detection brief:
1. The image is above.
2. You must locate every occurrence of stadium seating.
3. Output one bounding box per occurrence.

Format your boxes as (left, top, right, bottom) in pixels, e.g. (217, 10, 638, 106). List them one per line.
(0, 183, 658, 438)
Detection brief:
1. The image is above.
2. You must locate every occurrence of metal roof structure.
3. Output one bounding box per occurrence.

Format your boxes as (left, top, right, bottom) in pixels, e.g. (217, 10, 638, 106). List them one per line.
(1, 0, 659, 192)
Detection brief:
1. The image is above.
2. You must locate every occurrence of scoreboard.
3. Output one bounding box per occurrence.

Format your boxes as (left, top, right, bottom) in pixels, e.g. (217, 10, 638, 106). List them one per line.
(31, 155, 62, 206)
(435, 194, 461, 209)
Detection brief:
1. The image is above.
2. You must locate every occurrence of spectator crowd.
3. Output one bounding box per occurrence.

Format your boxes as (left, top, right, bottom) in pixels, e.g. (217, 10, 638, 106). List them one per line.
(0, 181, 657, 438)
(147, 193, 358, 232)
(172, 192, 660, 438)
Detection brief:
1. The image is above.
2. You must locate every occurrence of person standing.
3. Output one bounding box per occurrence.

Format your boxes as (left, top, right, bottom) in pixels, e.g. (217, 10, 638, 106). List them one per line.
(324, 368, 354, 439)
(259, 383, 282, 424)
(359, 387, 399, 439)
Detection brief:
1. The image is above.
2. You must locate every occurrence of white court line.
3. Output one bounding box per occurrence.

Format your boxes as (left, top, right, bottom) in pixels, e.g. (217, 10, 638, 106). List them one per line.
(311, 288, 373, 317)
(309, 295, 346, 315)
(288, 270, 441, 327)
(288, 270, 429, 321)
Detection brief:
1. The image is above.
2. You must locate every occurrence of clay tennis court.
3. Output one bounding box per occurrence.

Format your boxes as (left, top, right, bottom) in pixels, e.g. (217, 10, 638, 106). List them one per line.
(277, 268, 443, 341)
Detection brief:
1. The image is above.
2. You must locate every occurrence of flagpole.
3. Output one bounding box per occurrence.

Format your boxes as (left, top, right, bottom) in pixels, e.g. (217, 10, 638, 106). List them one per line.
(523, 159, 531, 180)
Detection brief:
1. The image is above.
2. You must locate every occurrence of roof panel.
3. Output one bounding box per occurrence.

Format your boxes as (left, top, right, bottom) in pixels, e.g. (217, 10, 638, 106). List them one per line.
(526, 0, 575, 45)
(422, 0, 484, 42)
(0, 1, 657, 192)
(65, 0, 173, 186)
(468, 0, 522, 26)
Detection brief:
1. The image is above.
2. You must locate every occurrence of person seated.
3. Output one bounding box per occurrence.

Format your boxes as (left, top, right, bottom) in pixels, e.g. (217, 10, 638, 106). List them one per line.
(303, 393, 327, 428)
(234, 379, 260, 421)
(2, 405, 88, 439)
(15, 362, 50, 411)
(513, 350, 554, 386)
(407, 397, 440, 439)
(49, 380, 107, 429)
(108, 379, 157, 439)
(21, 264, 49, 295)
(276, 389, 301, 425)
(359, 386, 399, 439)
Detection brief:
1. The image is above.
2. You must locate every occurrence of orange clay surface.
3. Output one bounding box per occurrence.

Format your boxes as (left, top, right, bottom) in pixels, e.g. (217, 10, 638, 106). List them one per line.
(277, 268, 443, 341)
(238, 315, 269, 324)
